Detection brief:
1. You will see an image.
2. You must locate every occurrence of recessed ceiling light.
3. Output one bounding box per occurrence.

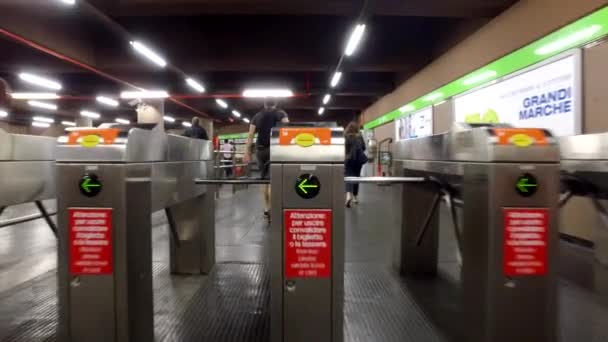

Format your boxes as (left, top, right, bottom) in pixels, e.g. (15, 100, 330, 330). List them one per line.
(19, 73, 62, 90)
(242, 88, 294, 98)
(115, 118, 130, 125)
(344, 24, 366, 57)
(10, 93, 59, 100)
(323, 94, 331, 105)
(28, 100, 57, 110)
(330, 72, 342, 88)
(32, 122, 51, 128)
(80, 110, 101, 119)
(215, 99, 228, 108)
(120, 90, 169, 99)
(96, 96, 119, 107)
(129, 41, 167, 68)
(185, 78, 206, 93)
(32, 116, 55, 123)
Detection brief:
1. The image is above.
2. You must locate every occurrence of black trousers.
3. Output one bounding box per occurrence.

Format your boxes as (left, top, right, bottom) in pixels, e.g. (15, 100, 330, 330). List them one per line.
(345, 161, 363, 196)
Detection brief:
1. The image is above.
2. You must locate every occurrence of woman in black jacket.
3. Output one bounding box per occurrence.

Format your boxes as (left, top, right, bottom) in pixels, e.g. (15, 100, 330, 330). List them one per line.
(344, 121, 367, 208)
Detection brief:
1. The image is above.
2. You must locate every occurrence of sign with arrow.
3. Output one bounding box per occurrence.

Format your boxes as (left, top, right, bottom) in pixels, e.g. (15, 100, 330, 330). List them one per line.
(515, 173, 538, 197)
(295, 174, 321, 199)
(79, 173, 103, 197)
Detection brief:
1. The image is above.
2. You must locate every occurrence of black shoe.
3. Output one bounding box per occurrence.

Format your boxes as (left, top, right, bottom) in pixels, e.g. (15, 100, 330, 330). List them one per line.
(264, 210, 270, 219)
(345, 199, 352, 208)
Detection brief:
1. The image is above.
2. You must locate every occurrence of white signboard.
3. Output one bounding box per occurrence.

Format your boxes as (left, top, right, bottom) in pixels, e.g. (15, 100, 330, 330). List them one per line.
(395, 107, 433, 141)
(453, 52, 581, 136)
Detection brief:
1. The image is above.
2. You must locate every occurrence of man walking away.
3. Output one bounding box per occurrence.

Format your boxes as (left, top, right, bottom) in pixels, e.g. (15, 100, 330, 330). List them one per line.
(243, 98, 289, 220)
(184, 117, 209, 140)
(221, 139, 235, 178)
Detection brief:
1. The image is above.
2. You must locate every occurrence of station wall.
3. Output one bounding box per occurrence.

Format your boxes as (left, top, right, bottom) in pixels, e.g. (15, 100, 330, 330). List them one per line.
(364, 0, 608, 242)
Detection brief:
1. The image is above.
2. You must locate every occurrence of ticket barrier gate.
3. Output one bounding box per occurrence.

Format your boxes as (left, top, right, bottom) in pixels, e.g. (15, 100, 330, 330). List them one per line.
(195, 124, 425, 342)
(559, 133, 608, 292)
(392, 123, 560, 342)
(55, 125, 215, 342)
(0, 128, 57, 233)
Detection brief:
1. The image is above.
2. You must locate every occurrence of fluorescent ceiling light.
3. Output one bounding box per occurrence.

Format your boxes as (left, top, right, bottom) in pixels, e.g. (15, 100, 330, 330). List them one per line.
(462, 70, 498, 86)
(535, 25, 603, 55)
(60, 0, 76, 4)
(330, 72, 342, 88)
(81, 110, 101, 119)
(96, 96, 119, 107)
(61, 121, 76, 126)
(10, 92, 59, 100)
(215, 99, 228, 108)
(185, 78, 206, 93)
(243, 118, 250, 123)
(32, 122, 51, 128)
(422, 92, 444, 102)
(182, 122, 192, 128)
(242, 88, 294, 98)
(0, 110, 7, 118)
(163, 115, 175, 123)
(33, 116, 54, 123)
(120, 90, 169, 99)
(115, 118, 130, 125)
(231, 110, 241, 118)
(345, 24, 366, 56)
(129, 41, 167, 68)
(318, 107, 325, 115)
(19, 73, 62, 90)
(399, 104, 415, 113)
(28, 100, 57, 110)
(323, 94, 331, 105)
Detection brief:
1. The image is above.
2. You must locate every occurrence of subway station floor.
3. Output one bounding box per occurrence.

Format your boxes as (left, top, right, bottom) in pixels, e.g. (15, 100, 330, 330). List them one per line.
(0, 185, 607, 341)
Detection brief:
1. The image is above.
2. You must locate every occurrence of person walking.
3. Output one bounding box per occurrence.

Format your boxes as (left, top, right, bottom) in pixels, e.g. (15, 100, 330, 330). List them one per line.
(183, 117, 209, 140)
(344, 121, 367, 208)
(221, 140, 235, 178)
(243, 98, 289, 219)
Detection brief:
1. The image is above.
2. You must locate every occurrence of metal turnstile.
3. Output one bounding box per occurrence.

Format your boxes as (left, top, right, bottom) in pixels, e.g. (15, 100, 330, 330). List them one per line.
(0, 128, 57, 233)
(392, 124, 560, 342)
(55, 125, 215, 342)
(560, 132, 608, 297)
(269, 124, 345, 342)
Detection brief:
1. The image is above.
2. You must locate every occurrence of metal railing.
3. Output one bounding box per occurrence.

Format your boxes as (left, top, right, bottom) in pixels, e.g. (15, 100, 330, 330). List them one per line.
(195, 176, 427, 185)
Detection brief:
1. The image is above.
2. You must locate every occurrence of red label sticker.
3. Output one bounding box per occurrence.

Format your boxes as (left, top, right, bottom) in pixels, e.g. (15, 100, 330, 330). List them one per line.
(284, 209, 332, 278)
(503, 208, 549, 276)
(69, 208, 113, 275)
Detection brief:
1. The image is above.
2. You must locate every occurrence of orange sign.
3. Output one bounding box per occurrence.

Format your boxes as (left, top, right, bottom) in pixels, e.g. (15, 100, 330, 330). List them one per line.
(279, 128, 332, 146)
(491, 128, 548, 147)
(67, 128, 121, 146)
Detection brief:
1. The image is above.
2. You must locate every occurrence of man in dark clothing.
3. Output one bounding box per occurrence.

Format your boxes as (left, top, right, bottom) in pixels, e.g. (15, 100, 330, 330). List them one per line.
(184, 117, 209, 140)
(243, 98, 289, 218)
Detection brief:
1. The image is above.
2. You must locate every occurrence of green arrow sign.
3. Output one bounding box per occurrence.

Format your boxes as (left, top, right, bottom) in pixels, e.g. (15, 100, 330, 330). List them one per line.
(298, 178, 318, 194)
(81, 177, 101, 193)
(79, 174, 103, 197)
(295, 174, 321, 199)
(515, 173, 538, 197)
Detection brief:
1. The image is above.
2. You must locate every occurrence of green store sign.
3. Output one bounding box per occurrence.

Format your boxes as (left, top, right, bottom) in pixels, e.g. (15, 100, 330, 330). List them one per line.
(364, 6, 608, 130)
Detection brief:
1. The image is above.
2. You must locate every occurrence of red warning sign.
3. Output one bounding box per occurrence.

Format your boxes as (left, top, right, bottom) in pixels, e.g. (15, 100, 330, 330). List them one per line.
(503, 208, 549, 276)
(284, 209, 332, 278)
(69, 208, 113, 275)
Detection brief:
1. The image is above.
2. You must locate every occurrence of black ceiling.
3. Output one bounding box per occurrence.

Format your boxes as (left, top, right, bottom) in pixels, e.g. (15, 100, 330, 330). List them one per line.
(0, 0, 517, 129)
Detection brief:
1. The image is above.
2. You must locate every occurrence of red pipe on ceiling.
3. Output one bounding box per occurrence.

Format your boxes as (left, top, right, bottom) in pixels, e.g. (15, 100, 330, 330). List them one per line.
(0, 28, 213, 119)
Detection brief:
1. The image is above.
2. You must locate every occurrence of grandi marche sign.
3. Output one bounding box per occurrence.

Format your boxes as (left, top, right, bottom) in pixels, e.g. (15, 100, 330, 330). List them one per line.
(363, 5, 608, 130)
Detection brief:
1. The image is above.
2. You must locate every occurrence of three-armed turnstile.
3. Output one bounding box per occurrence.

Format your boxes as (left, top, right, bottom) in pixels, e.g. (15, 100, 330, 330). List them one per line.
(55, 125, 215, 342)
